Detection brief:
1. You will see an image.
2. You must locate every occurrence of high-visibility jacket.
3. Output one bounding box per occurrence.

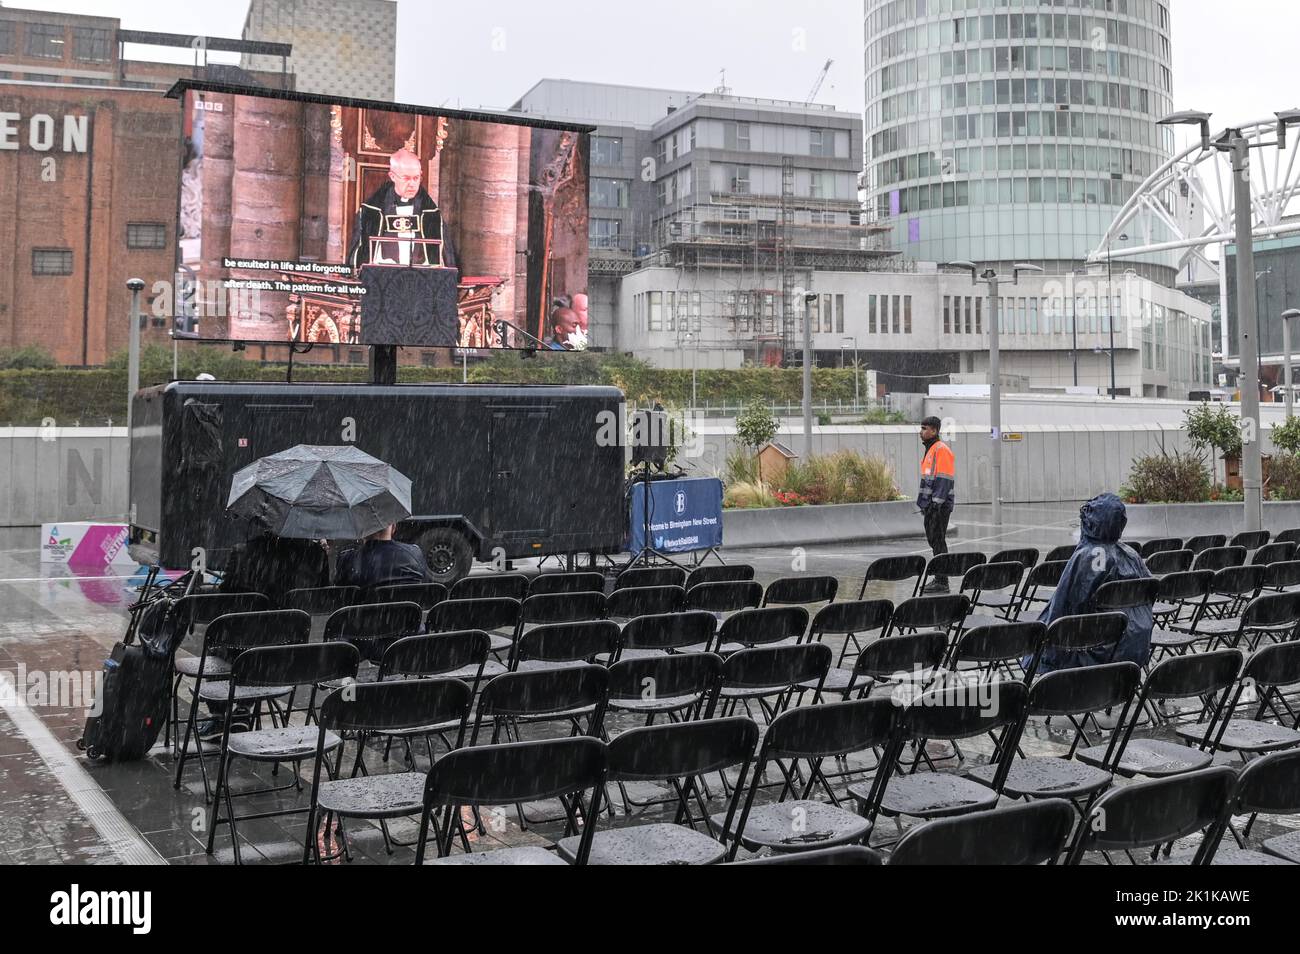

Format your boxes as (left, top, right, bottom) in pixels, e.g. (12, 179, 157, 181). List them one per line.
(918, 439, 955, 511)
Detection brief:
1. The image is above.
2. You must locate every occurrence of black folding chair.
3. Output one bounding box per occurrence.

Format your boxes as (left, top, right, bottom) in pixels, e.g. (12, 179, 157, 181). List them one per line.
(1185, 640, 1300, 758)
(686, 563, 755, 587)
(174, 609, 312, 800)
(991, 547, 1040, 571)
(1209, 748, 1300, 864)
(815, 629, 951, 702)
(529, 572, 606, 596)
(1093, 577, 1158, 621)
(369, 582, 447, 611)
(959, 561, 1026, 629)
(732, 844, 884, 865)
(850, 680, 1029, 832)
(280, 586, 359, 616)
(610, 610, 717, 662)
(684, 580, 763, 614)
(1203, 590, 1300, 652)
(809, 599, 893, 669)
(1171, 566, 1266, 647)
(888, 799, 1075, 865)
(856, 554, 926, 600)
(304, 677, 474, 862)
(416, 736, 607, 864)
(1045, 544, 1077, 563)
(761, 575, 838, 607)
(1140, 537, 1183, 558)
(557, 718, 759, 865)
(206, 642, 360, 864)
(920, 551, 986, 591)
(1186, 534, 1227, 555)
(1251, 541, 1297, 566)
(1193, 545, 1247, 571)
(606, 651, 721, 723)
(1229, 530, 1270, 551)
(710, 605, 810, 655)
(517, 591, 608, 631)
(323, 601, 423, 665)
(945, 619, 1047, 682)
(709, 643, 832, 725)
(1015, 560, 1067, 617)
(1275, 528, 1300, 547)
(605, 585, 685, 621)
(511, 620, 622, 672)
(449, 573, 529, 601)
(1064, 765, 1237, 865)
(1145, 549, 1193, 577)
(966, 661, 1142, 820)
(1078, 649, 1244, 778)
(1149, 570, 1214, 659)
(882, 593, 970, 640)
(615, 566, 687, 590)
(469, 663, 610, 745)
(427, 596, 520, 662)
(1264, 560, 1300, 593)
(168, 592, 272, 750)
(719, 698, 896, 860)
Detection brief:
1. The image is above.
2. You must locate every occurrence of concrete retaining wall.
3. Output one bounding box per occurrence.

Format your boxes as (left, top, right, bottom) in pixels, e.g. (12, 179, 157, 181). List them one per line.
(0, 428, 130, 528)
(722, 500, 922, 549)
(1121, 502, 1300, 540)
(687, 423, 1229, 507)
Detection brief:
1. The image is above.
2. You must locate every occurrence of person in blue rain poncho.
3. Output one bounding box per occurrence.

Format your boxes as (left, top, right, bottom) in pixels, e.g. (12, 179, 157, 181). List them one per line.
(1032, 493, 1153, 673)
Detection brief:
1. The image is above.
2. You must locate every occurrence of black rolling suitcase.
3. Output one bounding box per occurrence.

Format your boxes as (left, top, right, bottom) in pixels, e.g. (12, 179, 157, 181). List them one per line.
(79, 568, 192, 762)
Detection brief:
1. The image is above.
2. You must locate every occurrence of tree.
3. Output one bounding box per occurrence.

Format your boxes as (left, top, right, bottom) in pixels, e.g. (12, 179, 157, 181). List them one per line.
(1271, 416, 1300, 457)
(735, 401, 778, 450)
(1184, 402, 1243, 460)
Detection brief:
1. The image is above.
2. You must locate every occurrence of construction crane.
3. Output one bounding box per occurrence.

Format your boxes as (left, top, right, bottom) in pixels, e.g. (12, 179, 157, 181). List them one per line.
(805, 59, 832, 104)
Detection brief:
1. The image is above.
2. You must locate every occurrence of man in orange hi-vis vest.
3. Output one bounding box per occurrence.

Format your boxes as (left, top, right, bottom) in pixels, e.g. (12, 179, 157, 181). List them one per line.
(917, 415, 956, 592)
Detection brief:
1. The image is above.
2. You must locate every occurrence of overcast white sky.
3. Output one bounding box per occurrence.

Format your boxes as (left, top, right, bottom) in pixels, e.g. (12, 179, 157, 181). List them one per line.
(11, 0, 1298, 141)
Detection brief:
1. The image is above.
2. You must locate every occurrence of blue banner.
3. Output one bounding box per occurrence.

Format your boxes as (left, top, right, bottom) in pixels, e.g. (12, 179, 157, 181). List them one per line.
(628, 477, 724, 554)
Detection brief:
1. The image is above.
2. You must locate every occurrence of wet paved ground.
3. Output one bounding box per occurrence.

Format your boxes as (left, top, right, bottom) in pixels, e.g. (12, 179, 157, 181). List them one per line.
(1, 505, 1296, 865)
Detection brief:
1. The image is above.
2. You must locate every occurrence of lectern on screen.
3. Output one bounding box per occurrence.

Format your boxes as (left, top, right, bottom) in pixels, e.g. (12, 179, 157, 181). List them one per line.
(170, 81, 592, 350)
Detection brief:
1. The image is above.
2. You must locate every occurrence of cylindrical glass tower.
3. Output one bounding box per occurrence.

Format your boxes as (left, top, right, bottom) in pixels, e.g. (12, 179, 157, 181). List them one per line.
(864, 0, 1176, 280)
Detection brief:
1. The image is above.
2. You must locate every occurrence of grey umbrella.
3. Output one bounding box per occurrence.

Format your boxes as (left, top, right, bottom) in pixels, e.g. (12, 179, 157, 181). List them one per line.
(226, 444, 412, 540)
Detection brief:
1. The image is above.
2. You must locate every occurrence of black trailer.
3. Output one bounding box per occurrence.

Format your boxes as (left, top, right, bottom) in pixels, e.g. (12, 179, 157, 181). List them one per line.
(128, 381, 627, 582)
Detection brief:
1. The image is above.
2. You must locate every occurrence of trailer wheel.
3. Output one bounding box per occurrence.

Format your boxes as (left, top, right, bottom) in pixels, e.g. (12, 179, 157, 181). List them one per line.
(418, 527, 473, 585)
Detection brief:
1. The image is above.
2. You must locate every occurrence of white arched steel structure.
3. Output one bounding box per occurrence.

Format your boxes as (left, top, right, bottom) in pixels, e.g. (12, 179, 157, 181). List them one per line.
(1088, 117, 1300, 356)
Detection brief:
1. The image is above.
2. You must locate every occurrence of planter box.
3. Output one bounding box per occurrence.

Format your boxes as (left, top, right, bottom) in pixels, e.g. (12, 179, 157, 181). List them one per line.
(722, 499, 922, 549)
(1121, 501, 1300, 540)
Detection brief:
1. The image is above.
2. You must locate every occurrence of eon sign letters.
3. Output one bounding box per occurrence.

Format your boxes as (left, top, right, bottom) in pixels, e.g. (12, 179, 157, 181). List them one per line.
(0, 112, 89, 153)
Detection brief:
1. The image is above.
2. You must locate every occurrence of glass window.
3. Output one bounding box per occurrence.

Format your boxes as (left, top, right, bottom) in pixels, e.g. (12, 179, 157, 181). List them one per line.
(648, 291, 662, 330)
(26, 22, 64, 59)
(904, 296, 912, 335)
(590, 178, 629, 208)
(126, 223, 167, 249)
(0, 20, 15, 55)
(32, 248, 72, 275)
(870, 295, 878, 334)
(836, 294, 845, 334)
(72, 26, 110, 62)
(892, 295, 901, 334)
(591, 136, 623, 165)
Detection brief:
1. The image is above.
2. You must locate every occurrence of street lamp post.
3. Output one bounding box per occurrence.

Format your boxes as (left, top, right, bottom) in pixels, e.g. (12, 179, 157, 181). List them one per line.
(1105, 233, 1127, 398)
(803, 293, 817, 445)
(941, 261, 1042, 528)
(126, 278, 144, 432)
(1283, 308, 1300, 420)
(1159, 109, 1300, 532)
(843, 336, 859, 407)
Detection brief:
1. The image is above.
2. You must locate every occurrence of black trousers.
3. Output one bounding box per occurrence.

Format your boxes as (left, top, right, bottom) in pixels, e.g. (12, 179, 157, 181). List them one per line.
(923, 504, 953, 581)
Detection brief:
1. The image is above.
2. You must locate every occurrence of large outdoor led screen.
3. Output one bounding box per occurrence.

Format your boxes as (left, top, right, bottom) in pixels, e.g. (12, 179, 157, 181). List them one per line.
(173, 83, 592, 350)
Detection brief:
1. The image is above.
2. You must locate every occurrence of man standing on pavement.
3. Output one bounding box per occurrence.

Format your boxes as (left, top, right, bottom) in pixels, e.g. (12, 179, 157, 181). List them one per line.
(917, 416, 955, 592)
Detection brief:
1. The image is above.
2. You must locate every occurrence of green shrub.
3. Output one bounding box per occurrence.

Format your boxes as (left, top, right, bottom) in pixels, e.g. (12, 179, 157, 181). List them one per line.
(776, 450, 899, 505)
(722, 480, 775, 509)
(1267, 453, 1300, 500)
(1185, 402, 1242, 459)
(1271, 417, 1300, 457)
(1122, 451, 1212, 503)
(0, 345, 57, 370)
(735, 401, 778, 450)
(724, 448, 761, 486)
(860, 407, 908, 424)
